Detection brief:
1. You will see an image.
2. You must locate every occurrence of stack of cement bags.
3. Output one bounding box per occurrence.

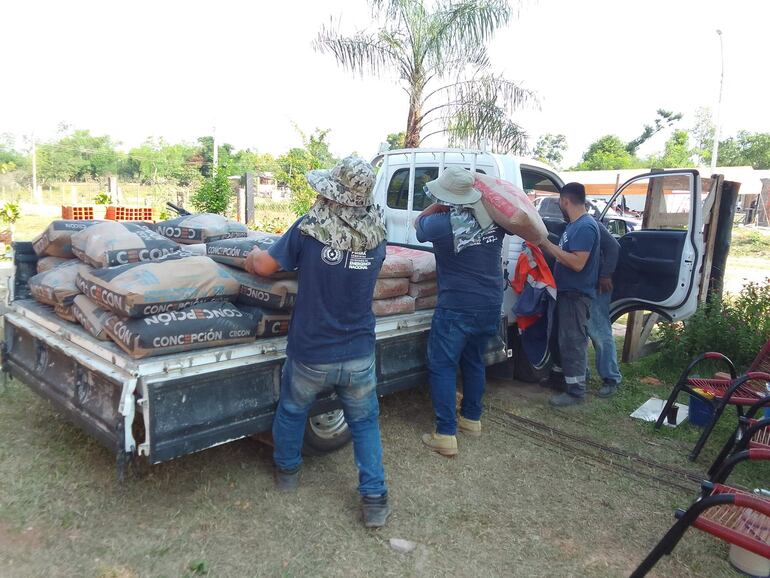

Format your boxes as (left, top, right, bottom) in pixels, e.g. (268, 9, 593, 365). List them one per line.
(25, 218, 295, 359)
(372, 246, 438, 316)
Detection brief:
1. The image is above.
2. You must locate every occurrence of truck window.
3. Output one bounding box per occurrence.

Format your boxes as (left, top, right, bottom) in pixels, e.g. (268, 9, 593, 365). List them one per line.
(522, 170, 561, 196)
(387, 166, 486, 211)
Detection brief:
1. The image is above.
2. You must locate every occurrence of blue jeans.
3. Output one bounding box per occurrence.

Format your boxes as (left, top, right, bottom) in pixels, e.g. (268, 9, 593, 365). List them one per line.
(272, 353, 386, 497)
(427, 307, 500, 436)
(586, 291, 622, 386)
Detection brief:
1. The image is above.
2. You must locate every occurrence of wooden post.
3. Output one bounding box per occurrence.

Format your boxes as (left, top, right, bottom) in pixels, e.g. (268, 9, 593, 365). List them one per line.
(244, 172, 255, 225)
(698, 174, 724, 303)
(708, 180, 741, 300)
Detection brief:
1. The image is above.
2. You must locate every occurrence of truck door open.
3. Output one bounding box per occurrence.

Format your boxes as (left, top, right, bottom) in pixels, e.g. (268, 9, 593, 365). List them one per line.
(601, 170, 704, 321)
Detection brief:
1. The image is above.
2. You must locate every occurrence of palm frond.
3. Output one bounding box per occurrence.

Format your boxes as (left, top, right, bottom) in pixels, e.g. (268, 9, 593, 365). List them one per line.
(443, 100, 529, 154)
(428, 0, 511, 61)
(314, 21, 404, 78)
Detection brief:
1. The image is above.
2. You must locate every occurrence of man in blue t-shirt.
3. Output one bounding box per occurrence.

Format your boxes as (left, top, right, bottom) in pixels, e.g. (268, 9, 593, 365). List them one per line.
(415, 166, 505, 457)
(540, 182, 600, 406)
(245, 156, 391, 528)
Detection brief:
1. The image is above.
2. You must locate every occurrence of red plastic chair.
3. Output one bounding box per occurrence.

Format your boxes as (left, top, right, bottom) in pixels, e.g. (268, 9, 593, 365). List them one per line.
(655, 339, 770, 461)
(707, 394, 770, 479)
(631, 448, 770, 577)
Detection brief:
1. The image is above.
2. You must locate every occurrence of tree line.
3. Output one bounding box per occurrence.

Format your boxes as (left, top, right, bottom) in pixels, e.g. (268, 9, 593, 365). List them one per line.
(534, 107, 770, 171)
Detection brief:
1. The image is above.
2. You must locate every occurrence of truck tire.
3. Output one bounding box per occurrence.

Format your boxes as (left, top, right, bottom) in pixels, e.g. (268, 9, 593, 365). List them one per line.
(302, 409, 352, 456)
(513, 340, 551, 383)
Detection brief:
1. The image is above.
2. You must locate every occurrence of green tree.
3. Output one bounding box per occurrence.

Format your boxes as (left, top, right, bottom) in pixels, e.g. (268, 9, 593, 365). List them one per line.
(126, 138, 200, 186)
(625, 109, 683, 155)
(37, 129, 122, 182)
(646, 129, 695, 168)
(533, 133, 567, 168)
(689, 107, 714, 166)
(573, 135, 643, 170)
(386, 132, 406, 149)
(718, 131, 770, 169)
(277, 128, 337, 216)
(196, 136, 235, 177)
(316, 0, 533, 152)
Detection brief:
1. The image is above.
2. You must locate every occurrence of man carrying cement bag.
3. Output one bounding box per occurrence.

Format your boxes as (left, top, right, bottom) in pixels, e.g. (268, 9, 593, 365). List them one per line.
(416, 166, 505, 457)
(244, 156, 390, 528)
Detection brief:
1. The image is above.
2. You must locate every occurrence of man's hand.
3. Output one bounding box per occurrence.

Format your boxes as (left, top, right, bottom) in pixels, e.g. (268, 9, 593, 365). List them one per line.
(598, 276, 613, 294)
(245, 248, 281, 277)
(540, 238, 590, 272)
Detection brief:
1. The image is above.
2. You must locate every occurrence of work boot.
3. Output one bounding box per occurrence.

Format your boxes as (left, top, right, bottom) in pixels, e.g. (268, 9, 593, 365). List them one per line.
(457, 415, 481, 437)
(362, 493, 391, 528)
(549, 392, 586, 407)
(274, 466, 300, 492)
(597, 383, 619, 398)
(421, 432, 458, 457)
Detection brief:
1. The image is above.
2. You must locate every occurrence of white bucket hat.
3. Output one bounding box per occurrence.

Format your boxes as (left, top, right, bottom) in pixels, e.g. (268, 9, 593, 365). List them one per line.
(425, 166, 482, 205)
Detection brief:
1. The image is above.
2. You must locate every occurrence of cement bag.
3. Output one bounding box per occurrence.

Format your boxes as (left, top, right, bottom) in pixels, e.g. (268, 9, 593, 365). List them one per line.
(32, 220, 103, 258)
(379, 253, 413, 279)
(408, 280, 437, 298)
(206, 235, 280, 269)
(72, 295, 113, 341)
(238, 305, 291, 337)
(184, 243, 208, 256)
(37, 256, 74, 273)
(223, 266, 298, 311)
(71, 221, 182, 267)
(29, 260, 91, 307)
(415, 294, 438, 310)
(154, 214, 248, 244)
(373, 278, 409, 300)
(76, 256, 240, 318)
(104, 301, 256, 359)
(54, 303, 78, 323)
(386, 246, 436, 282)
(474, 173, 547, 243)
(372, 295, 415, 317)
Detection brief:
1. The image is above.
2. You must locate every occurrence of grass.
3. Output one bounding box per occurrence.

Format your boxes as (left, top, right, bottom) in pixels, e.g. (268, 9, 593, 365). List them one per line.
(0, 376, 749, 577)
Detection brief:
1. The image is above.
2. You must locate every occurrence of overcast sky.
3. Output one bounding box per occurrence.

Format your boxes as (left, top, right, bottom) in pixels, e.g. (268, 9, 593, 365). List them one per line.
(2, 0, 768, 166)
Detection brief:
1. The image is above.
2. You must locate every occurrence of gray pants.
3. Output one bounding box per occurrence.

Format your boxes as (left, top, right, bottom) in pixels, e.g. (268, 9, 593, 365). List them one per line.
(550, 292, 591, 397)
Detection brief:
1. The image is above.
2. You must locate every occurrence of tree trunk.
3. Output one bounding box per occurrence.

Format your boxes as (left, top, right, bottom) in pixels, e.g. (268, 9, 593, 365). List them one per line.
(404, 93, 422, 149)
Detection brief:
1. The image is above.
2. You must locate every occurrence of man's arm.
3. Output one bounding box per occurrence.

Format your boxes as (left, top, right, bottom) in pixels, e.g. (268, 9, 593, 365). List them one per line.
(245, 249, 281, 277)
(540, 239, 591, 272)
(414, 204, 451, 243)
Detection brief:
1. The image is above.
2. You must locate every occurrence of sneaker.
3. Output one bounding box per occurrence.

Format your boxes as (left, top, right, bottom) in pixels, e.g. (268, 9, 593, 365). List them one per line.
(457, 415, 481, 437)
(274, 466, 300, 492)
(549, 392, 586, 407)
(597, 383, 619, 398)
(362, 493, 391, 528)
(421, 432, 458, 457)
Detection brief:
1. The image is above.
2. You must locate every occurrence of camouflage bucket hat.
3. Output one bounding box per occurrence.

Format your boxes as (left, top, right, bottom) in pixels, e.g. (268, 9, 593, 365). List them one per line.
(306, 156, 376, 208)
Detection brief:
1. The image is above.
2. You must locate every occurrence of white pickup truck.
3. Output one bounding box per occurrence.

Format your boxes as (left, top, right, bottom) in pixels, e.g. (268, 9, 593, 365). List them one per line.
(1, 147, 705, 478)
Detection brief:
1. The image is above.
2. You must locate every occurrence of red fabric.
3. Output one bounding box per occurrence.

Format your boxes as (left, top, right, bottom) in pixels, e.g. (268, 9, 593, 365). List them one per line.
(512, 242, 556, 331)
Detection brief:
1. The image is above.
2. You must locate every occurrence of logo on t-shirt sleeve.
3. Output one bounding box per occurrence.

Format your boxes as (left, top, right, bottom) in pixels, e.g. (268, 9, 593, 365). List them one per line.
(321, 246, 344, 266)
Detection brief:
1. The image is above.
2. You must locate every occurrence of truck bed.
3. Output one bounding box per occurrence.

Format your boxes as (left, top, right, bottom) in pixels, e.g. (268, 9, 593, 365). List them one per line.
(4, 300, 493, 468)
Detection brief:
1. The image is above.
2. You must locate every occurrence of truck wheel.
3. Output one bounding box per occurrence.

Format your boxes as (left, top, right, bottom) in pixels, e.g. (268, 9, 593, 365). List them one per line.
(302, 409, 352, 456)
(513, 344, 551, 383)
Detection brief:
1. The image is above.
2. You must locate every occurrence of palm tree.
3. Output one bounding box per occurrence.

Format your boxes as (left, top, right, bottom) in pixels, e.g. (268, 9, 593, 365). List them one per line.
(315, 0, 535, 152)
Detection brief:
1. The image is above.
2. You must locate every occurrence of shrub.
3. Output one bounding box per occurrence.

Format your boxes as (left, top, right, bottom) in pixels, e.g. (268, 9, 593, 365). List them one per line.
(191, 167, 232, 215)
(658, 280, 770, 371)
(93, 192, 111, 205)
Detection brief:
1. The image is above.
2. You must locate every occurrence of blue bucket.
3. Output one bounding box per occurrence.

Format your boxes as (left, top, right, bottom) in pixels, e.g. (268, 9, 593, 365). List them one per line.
(689, 394, 715, 427)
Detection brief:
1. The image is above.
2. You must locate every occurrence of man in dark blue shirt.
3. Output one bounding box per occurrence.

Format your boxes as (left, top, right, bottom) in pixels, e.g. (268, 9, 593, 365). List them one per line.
(415, 167, 505, 457)
(246, 156, 391, 527)
(540, 182, 600, 406)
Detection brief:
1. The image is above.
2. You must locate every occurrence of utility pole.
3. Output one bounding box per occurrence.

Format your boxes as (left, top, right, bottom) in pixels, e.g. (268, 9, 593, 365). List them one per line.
(212, 126, 218, 177)
(710, 29, 724, 172)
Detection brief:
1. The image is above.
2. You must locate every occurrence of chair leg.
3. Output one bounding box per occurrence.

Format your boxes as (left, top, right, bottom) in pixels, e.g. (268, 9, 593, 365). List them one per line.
(630, 518, 692, 578)
(707, 424, 739, 479)
(655, 382, 684, 430)
(690, 400, 729, 461)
